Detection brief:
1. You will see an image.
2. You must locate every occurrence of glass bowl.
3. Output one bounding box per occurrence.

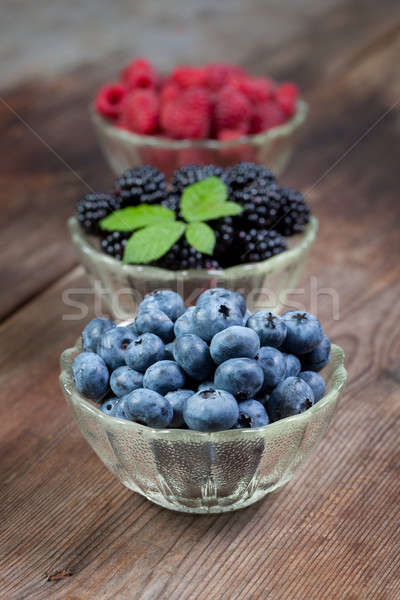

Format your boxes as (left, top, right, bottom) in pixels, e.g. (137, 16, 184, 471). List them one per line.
(59, 338, 346, 514)
(90, 100, 308, 178)
(68, 216, 318, 320)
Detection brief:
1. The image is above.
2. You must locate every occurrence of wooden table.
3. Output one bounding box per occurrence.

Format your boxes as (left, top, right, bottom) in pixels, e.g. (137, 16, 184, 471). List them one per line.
(1, 2, 400, 598)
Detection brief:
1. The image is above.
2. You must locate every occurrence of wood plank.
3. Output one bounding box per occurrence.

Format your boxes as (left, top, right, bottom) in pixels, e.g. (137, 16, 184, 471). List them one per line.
(1, 0, 400, 321)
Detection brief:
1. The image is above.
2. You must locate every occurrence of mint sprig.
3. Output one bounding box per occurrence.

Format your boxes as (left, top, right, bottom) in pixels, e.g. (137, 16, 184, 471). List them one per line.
(99, 176, 243, 265)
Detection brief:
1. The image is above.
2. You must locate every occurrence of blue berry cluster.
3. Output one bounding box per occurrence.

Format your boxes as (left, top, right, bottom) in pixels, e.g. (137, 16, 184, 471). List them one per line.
(72, 288, 331, 432)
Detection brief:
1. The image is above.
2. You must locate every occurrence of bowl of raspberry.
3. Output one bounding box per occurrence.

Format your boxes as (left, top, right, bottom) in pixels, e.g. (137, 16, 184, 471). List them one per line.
(59, 288, 347, 513)
(91, 58, 307, 178)
(69, 163, 318, 320)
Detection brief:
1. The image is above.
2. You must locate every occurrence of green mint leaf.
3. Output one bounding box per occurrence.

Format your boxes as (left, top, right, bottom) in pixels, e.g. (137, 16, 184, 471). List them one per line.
(100, 204, 175, 232)
(205, 201, 243, 219)
(181, 177, 229, 223)
(122, 221, 186, 264)
(185, 222, 216, 255)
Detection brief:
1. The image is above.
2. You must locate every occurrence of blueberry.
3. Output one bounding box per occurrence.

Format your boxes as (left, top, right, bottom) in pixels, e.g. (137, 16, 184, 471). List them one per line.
(210, 325, 260, 364)
(282, 353, 301, 377)
(135, 308, 174, 343)
(266, 376, 315, 421)
(82, 317, 115, 352)
(110, 365, 143, 397)
(127, 322, 138, 336)
(243, 309, 252, 325)
(256, 346, 286, 393)
(281, 311, 323, 355)
(196, 288, 246, 316)
(173, 334, 213, 380)
(214, 358, 264, 400)
(165, 389, 194, 427)
(183, 389, 239, 432)
(164, 341, 175, 360)
(198, 381, 217, 392)
(97, 326, 137, 370)
(234, 400, 270, 428)
(139, 289, 185, 322)
(299, 371, 326, 402)
(192, 301, 243, 342)
(247, 311, 287, 348)
(100, 396, 119, 416)
(124, 388, 173, 427)
(125, 333, 165, 372)
(72, 351, 109, 400)
(174, 306, 196, 337)
(143, 360, 186, 395)
(301, 335, 331, 371)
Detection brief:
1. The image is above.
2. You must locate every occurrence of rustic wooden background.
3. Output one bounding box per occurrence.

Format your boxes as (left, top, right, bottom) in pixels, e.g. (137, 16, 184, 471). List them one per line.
(1, 1, 400, 598)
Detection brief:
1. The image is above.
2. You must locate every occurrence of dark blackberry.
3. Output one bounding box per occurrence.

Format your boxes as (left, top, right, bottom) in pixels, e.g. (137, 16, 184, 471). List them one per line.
(155, 238, 221, 271)
(161, 192, 181, 215)
(114, 166, 168, 207)
(211, 216, 235, 265)
(235, 228, 287, 264)
(226, 162, 275, 192)
(171, 164, 228, 194)
(274, 187, 310, 236)
(76, 193, 120, 235)
(101, 231, 131, 260)
(233, 182, 281, 231)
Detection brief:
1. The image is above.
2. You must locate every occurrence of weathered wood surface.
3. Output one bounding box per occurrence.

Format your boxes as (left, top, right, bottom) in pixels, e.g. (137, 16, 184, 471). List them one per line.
(1, 1, 400, 598)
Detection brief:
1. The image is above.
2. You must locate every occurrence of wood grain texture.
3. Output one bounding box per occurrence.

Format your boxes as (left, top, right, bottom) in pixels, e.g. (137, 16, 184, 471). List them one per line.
(1, 1, 400, 599)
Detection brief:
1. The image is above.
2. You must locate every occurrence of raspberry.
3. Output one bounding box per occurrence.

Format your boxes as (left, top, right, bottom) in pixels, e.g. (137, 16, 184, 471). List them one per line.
(274, 186, 310, 235)
(249, 101, 286, 134)
(77, 193, 121, 234)
(217, 129, 246, 141)
(95, 83, 127, 120)
(161, 88, 211, 139)
(114, 166, 167, 206)
(170, 66, 206, 88)
(171, 164, 227, 194)
(235, 228, 287, 264)
(226, 162, 275, 191)
(121, 58, 157, 90)
(101, 231, 131, 260)
(160, 82, 180, 106)
(234, 182, 281, 231)
(214, 85, 252, 133)
(237, 76, 275, 105)
(120, 89, 159, 135)
(204, 62, 246, 91)
(275, 83, 299, 117)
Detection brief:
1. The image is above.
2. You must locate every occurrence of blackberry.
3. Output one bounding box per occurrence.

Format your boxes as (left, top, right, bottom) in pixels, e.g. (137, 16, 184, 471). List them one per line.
(226, 162, 275, 192)
(235, 228, 287, 264)
(211, 216, 235, 266)
(171, 164, 228, 194)
(101, 231, 131, 260)
(155, 238, 221, 271)
(161, 192, 181, 215)
(275, 187, 310, 236)
(76, 193, 120, 235)
(114, 166, 167, 207)
(234, 182, 281, 231)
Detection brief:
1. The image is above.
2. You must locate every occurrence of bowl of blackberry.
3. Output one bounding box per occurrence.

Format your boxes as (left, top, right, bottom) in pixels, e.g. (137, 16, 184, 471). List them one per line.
(70, 162, 318, 319)
(91, 58, 307, 177)
(60, 287, 347, 513)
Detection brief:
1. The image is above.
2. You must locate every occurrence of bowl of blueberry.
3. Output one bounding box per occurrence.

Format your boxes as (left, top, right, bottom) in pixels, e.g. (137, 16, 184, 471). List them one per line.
(91, 58, 308, 177)
(69, 162, 318, 319)
(60, 288, 347, 514)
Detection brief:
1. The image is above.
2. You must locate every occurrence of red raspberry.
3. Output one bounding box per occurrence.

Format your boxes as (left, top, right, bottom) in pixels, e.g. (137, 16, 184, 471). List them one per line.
(204, 62, 246, 91)
(120, 89, 159, 135)
(171, 66, 206, 89)
(161, 88, 211, 139)
(275, 82, 299, 117)
(217, 128, 247, 141)
(213, 85, 252, 132)
(160, 82, 180, 106)
(121, 57, 157, 90)
(95, 83, 127, 120)
(237, 76, 275, 104)
(249, 101, 286, 133)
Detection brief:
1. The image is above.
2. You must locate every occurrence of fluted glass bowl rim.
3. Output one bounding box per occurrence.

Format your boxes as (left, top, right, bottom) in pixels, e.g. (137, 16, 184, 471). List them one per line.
(90, 99, 308, 150)
(60, 340, 346, 440)
(68, 215, 318, 280)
